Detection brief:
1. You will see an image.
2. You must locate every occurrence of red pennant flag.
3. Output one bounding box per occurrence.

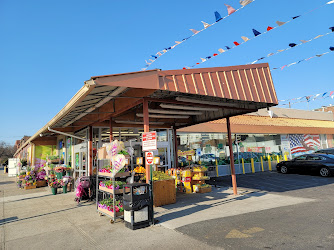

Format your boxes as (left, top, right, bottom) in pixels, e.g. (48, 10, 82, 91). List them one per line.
(224, 4, 236, 15)
(196, 63, 200, 65)
(233, 41, 240, 46)
(213, 53, 218, 56)
(267, 26, 273, 31)
(183, 67, 186, 69)
(330, 91, 334, 96)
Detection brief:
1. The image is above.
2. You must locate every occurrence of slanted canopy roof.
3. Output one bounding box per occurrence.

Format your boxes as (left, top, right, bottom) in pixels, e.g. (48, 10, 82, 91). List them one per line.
(15, 63, 277, 155)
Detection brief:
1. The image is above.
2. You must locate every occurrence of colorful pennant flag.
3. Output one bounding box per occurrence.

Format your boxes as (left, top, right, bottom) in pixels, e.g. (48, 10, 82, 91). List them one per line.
(272, 47, 333, 72)
(276, 21, 286, 26)
(252, 29, 261, 36)
(241, 36, 250, 42)
(246, 28, 333, 65)
(225, 4, 237, 15)
(143, 1, 256, 70)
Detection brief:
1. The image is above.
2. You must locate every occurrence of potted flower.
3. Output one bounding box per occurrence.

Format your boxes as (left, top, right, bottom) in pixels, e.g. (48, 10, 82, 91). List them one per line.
(49, 180, 60, 195)
(62, 176, 72, 192)
(36, 169, 47, 187)
(65, 166, 72, 176)
(54, 165, 65, 179)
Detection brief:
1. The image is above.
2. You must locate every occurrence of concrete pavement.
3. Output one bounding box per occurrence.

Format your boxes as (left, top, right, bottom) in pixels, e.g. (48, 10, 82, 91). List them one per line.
(1, 168, 332, 249)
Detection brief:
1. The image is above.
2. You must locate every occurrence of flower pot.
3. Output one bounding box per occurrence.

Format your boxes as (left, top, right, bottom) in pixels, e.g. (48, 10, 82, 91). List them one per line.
(56, 172, 64, 180)
(62, 186, 67, 194)
(51, 187, 57, 195)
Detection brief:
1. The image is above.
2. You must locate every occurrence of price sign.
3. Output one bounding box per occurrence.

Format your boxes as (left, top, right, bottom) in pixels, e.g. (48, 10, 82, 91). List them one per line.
(145, 151, 154, 165)
(142, 131, 157, 151)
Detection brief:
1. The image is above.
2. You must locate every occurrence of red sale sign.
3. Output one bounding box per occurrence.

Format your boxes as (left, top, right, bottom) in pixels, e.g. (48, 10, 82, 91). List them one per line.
(142, 131, 157, 151)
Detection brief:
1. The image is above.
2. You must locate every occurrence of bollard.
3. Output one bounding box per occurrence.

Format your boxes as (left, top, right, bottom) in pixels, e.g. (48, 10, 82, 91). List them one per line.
(251, 158, 255, 173)
(261, 156, 264, 172)
(268, 155, 272, 171)
(284, 154, 288, 161)
(215, 159, 219, 177)
(276, 155, 280, 163)
(242, 158, 245, 174)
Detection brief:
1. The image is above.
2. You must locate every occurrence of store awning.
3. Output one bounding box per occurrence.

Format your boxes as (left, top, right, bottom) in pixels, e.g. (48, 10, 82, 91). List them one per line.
(178, 115, 334, 134)
(15, 63, 277, 155)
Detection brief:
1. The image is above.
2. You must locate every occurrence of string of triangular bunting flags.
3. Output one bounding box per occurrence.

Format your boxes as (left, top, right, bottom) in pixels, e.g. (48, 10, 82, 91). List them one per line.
(278, 90, 334, 107)
(141, 0, 255, 71)
(182, 0, 334, 69)
(271, 46, 334, 71)
(247, 27, 334, 64)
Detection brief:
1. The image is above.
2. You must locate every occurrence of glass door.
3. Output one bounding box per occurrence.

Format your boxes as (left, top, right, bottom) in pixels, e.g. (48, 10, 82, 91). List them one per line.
(73, 142, 88, 179)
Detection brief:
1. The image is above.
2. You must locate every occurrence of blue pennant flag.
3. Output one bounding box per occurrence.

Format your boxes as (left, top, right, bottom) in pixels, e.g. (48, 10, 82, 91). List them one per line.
(215, 11, 222, 22)
(289, 43, 297, 47)
(206, 56, 212, 59)
(225, 46, 231, 50)
(292, 15, 300, 19)
(151, 55, 158, 59)
(330, 47, 334, 51)
(252, 29, 261, 36)
(329, 27, 334, 32)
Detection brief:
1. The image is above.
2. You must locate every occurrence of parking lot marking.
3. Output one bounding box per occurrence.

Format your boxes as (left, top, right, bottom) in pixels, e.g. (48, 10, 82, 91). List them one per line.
(226, 229, 252, 238)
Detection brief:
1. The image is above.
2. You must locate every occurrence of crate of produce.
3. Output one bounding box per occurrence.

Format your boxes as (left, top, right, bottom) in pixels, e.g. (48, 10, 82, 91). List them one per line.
(153, 179, 176, 207)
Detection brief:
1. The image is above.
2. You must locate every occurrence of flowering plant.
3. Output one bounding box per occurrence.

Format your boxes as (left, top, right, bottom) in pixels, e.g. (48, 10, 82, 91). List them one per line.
(54, 166, 65, 173)
(99, 165, 127, 173)
(98, 198, 123, 213)
(36, 169, 46, 180)
(99, 180, 126, 190)
(49, 180, 60, 188)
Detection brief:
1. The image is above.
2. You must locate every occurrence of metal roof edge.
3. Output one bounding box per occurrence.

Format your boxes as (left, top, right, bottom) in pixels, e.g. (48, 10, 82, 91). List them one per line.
(14, 82, 96, 157)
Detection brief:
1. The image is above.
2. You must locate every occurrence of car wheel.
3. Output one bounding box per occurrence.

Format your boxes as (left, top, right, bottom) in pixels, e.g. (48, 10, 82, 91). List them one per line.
(280, 165, 288, 174)
(319, 167, 331, 177)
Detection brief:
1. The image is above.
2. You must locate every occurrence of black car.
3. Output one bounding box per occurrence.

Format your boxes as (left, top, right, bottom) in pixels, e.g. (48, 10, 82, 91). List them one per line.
(315, 147, 334, 155)
(276, 153, 334, 177)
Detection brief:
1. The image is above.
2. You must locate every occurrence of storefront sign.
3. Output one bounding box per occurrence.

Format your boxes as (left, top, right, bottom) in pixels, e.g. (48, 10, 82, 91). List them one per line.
(246, 147, 270, 153)
(142, 131, 157, 151)
(178, 149, 195, 156)
(145, 151, 154, 165)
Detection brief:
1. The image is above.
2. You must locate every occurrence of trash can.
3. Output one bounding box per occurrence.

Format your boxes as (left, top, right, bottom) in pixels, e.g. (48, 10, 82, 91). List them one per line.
(123, 183, 150, 230)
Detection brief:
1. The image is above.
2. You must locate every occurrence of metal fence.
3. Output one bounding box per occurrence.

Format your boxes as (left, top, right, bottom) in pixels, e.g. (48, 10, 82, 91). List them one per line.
(215, 161, 278, 177)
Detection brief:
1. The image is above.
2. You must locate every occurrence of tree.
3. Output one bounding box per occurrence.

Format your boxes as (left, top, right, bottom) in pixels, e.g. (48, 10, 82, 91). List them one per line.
(0, 141, 16, 164)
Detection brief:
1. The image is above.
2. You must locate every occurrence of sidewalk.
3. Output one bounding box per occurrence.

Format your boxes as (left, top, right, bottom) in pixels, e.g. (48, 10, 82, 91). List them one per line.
(0, 168, 315, 250)
(0, 169, 217, 250)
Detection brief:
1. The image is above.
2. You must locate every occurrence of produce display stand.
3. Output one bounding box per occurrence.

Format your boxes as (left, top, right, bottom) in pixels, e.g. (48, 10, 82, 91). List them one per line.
(96, 158, 130, 223)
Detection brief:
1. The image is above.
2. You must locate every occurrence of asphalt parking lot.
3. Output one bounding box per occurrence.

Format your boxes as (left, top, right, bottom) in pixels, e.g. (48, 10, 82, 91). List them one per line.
(178, 171, 334, 249)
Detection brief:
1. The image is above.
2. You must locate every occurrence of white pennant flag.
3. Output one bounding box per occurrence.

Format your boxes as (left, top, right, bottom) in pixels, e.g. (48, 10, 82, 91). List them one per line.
(157, 52, 162, 56)
(218, 48, 225, 53)
(201, 58, 206, 62)
(240, 0, 253, 6)
(190, 29, 200, 34)
(201, 21, 211, 29)
(314, 35, 323, 39)
(175, 41, 182, 44)
(241, 36, 250, 42)
(327, 0, 334, 4)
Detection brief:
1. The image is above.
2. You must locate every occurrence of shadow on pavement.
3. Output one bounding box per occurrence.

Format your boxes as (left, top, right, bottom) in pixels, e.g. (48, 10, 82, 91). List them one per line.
(210, 171, 334, 193)
(156, 188, 266, 224)
(0, 181, 15, 185)
(0, 201, 94, 226)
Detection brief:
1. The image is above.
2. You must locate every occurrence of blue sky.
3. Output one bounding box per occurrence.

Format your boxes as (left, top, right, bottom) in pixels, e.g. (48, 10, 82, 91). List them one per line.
(0, 0, 333, 145)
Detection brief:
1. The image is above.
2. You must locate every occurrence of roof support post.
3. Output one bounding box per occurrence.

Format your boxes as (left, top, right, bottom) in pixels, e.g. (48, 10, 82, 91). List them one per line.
(227, 117, 237, 195)
(89, 126, 93, 176)
(109, 117, 113, 142)
(143, 98, 150, 183)
(173, 127, 178, 169)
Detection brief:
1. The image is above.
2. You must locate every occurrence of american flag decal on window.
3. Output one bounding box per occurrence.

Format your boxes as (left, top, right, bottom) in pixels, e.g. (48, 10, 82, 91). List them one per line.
(289, 134, 321, 155)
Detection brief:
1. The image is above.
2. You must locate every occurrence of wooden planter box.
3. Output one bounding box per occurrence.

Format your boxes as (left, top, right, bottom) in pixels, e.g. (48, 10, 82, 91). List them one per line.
(98, 172, 130, 178)
(99, 186, 130, 194)
(36, 180, 47, 188)
(199, 186, 212, 193)
(24, 184, 37, 190)
(98, 207, 123, 218)
(153, 179, 176, 207)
